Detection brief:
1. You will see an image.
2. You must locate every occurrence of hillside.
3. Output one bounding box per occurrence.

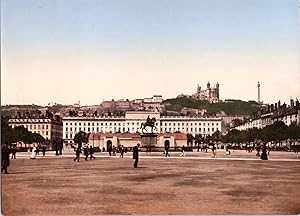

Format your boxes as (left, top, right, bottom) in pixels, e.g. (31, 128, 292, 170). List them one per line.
(163, 97, 261, 116)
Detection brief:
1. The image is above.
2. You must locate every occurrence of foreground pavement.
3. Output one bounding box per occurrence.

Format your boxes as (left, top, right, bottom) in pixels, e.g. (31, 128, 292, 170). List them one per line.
(2, 150, 300, 215)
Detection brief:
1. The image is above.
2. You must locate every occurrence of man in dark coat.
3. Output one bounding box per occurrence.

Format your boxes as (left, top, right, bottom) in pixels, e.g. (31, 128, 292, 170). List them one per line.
(1, 144, 10, 174)
(133, 143, 140, 168)
(89, 146, 95, 160)
(74, 145, 81, 162)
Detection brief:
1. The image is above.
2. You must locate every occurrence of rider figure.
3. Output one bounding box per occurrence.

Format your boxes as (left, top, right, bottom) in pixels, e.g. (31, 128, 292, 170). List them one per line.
(146, 115, 151, 124)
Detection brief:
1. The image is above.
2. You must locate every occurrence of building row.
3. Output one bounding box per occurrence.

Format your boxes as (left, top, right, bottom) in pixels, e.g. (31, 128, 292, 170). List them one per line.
(7, 111, 222, 149)
(235, 99, 300, 131)
(63, 111, 222, 144)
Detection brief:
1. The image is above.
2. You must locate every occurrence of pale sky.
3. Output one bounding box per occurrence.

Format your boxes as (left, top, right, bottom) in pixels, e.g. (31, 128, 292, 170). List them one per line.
(1, 0, 300, 106)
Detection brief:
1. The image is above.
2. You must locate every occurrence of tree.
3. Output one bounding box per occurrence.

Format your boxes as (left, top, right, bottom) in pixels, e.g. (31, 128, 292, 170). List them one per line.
(74, 131, 88, 148)
(186, 133, 194, 146)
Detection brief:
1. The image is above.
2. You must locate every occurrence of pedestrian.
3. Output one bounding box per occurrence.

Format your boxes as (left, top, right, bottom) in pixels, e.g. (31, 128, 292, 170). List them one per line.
(133, 143, 140, 168)
(119, 145, 125, 158)
(108, 145, 112, 157)
(36, 145, 40, 155)
(180, 145, 185, 157)
(256, 145, 261, 157)
(42, 146, 46, 156)
(212, 145, 217, 158)
(74, 146, 81, 162)
(11, 145, 17, 159)
(1, 143, 10, 174)
(261, 143, 268, 160)
(84, 146, 89, 161)
(89, 146, 95, 160)
(165, 145, 170, 157)
(225, 145, 231, 155)
(30, 147, 37, 159)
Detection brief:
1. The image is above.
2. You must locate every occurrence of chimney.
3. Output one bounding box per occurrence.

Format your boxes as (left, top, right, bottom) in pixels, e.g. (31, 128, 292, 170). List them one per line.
(290, 99, 294, 107)
(271, 104, 274, 111)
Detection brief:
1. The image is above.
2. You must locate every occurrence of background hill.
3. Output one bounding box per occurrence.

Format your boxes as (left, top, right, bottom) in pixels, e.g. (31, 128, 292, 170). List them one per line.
(163, 97, 261, 116)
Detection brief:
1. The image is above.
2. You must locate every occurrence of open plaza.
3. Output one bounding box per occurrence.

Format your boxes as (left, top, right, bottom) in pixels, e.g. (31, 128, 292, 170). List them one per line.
(1, 149, 300, 215)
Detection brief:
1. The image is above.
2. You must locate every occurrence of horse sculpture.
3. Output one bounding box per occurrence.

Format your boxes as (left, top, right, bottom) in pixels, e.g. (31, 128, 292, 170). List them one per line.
(140, 116, 156, 133)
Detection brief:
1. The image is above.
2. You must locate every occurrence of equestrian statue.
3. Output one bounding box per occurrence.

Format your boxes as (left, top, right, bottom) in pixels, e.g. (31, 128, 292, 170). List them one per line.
(140, 115, 156, 133)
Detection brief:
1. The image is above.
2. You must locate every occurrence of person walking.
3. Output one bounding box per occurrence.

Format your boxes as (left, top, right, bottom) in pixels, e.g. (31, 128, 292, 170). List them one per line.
(165, 145, 170, 157)
(108, 145, 112, 157)
(256, 145, 261, 157)
(74, 146, 81, 162)
(261, 143, 268, 160)
(212, 145, 217, 158)
(84, 146, 89, 161)
(11, 145, 17, 159)
(89, 146, 95, 160)
(119, 145, 125, 158)
(1, 144, 10, 174)
(180, 145, 185, 157)
(42, 146, 46, 156)
(133, 143, 140, 168)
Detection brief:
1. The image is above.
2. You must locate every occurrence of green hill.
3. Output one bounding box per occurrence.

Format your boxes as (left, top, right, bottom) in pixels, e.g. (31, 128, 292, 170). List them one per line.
(163, 97, 261, 116)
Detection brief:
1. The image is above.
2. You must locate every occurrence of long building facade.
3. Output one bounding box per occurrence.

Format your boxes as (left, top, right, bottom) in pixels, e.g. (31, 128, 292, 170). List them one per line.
(63, 111, 222, 144)
(8, 117, 63, 148)
(235, 100, 300, 131)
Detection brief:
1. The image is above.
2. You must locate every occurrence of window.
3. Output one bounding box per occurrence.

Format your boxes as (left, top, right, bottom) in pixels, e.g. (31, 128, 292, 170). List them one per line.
(212, 128, 214, 132)
(70, 127, 72, 131)
(212, 123, 214, 126)
(92, 123, 94, 126)
(65, 134, 68, 139)
(46, 131, 48, 135)
(79, 123, 81, 126)
(88, 123, 90, 126)
(66, 127, 68, 131)
(42, 125, 44, 130)
(208, 123, 210, 126)
(66, 123, 68, 126)
(75, 123, 77, 126)
(208, 128, 210, 132)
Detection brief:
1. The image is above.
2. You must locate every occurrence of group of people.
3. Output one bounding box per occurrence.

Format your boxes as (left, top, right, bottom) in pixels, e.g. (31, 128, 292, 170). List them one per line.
(74, 145, 95, 162)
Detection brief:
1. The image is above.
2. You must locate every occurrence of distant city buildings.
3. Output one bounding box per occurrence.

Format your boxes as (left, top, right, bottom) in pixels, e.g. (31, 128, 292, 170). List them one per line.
(235, 99, 300, 131)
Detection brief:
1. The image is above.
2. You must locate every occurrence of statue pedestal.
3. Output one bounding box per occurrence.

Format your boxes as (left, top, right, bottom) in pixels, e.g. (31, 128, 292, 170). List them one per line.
(141, 133, 157, 152)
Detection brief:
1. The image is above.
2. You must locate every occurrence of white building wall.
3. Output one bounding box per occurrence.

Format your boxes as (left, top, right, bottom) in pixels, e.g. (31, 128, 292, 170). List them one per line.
(63, 112, 222, 143)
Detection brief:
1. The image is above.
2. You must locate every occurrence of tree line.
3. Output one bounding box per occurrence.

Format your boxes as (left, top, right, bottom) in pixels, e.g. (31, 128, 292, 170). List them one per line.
(187, 121, 300, 149)
(1, 120, 45, 145)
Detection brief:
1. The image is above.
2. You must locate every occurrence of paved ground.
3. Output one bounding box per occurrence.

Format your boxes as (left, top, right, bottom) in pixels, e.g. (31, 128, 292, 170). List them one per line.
(2, 150, 300, 215)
